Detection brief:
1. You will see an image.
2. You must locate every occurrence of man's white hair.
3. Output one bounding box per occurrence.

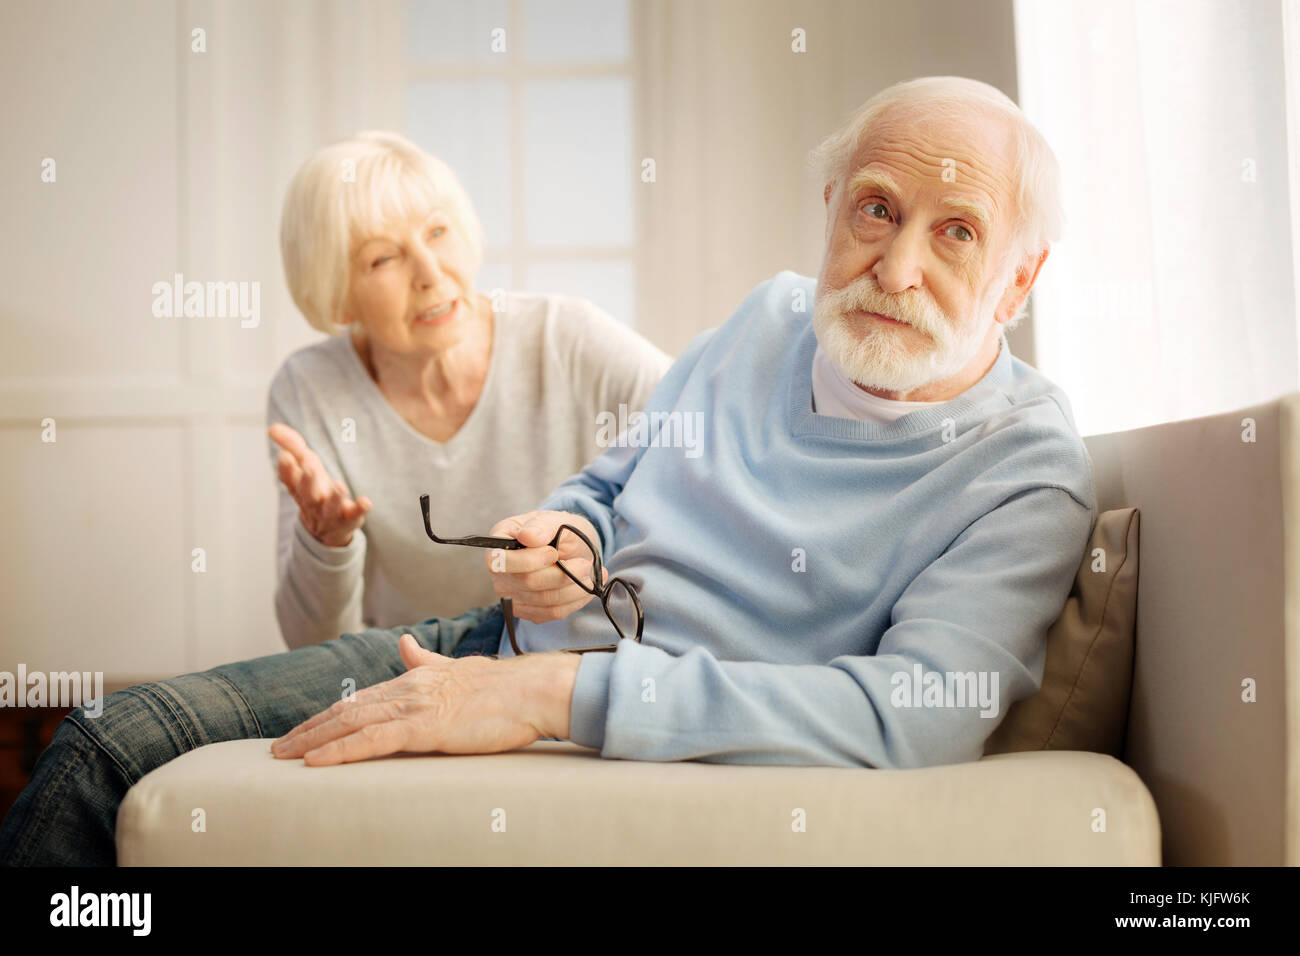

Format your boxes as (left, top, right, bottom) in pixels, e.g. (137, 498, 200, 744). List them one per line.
(808, 76, 1064, 333)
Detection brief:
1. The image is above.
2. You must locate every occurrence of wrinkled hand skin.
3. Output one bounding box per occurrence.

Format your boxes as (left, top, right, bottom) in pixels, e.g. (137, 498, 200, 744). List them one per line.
(270, 634, 582, 766)
(484, 509, 607, 623)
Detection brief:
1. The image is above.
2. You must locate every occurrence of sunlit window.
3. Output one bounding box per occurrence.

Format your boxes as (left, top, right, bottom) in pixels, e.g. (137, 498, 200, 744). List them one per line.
(404, 0, 637, 326)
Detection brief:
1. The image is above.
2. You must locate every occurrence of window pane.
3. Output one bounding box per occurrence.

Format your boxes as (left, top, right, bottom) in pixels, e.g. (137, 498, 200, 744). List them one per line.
(406, 81, 511, 246)
(404, 0, 510, 63)
(524, 259, 635, 328)
(523, 0, 629, 62)
(523, 78, 632, 247)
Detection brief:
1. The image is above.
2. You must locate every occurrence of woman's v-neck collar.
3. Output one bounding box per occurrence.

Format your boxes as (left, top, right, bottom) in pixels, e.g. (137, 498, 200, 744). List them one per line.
(789, 319, 1013, 442)
(341, 296, 506, 466)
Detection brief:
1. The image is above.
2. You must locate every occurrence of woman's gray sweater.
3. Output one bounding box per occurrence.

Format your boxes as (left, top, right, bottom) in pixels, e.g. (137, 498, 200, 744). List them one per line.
(265, 292, 671, 649)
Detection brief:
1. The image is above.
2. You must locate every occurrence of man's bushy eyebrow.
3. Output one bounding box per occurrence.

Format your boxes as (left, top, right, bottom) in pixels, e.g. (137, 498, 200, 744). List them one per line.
(845, 169, 992, 231)
(846, 168, 903, 199)
(939, 195, 993, 231)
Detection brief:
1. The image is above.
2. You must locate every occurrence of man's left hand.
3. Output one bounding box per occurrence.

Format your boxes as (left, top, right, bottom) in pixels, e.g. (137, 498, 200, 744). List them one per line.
(270, 634, 582, 766)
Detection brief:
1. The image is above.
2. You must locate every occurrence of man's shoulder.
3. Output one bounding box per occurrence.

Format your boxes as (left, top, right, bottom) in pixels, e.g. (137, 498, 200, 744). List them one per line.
(738, 270, 817, 323)
(999, 350, 1087, 451)
(703, 271, 818, 351)
(975, 354, 1097, 514)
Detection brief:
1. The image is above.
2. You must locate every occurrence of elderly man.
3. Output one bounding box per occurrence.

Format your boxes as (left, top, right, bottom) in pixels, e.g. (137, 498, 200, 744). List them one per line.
(437, 74, 1092, 769)
(0, 76, 1093, 865)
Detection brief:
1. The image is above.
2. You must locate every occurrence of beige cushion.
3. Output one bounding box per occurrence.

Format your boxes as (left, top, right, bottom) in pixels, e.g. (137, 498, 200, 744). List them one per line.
(985, 507, 1140, 757)
(117, 738, 1159, 865)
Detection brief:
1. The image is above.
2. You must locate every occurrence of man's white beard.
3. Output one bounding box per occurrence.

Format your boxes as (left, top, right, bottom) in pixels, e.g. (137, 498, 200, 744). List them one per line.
(812, 271, 1002, 394)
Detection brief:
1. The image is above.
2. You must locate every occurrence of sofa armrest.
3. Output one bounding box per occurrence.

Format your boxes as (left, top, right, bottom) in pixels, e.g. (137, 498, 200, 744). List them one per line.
(1083, 392, 1300, 865)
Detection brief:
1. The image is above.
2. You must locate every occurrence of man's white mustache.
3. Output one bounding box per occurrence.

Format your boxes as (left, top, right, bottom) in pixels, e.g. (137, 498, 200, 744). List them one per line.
(817, 279, 936, 336)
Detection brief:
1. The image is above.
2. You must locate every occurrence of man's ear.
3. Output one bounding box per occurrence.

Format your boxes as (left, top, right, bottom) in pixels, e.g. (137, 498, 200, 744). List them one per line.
(824, 182, 833, 205)
(996, 245, 1050, 323)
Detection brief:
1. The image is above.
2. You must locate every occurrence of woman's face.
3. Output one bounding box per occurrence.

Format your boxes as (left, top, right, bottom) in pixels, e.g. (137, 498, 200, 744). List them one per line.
(342, 207, 481, 355)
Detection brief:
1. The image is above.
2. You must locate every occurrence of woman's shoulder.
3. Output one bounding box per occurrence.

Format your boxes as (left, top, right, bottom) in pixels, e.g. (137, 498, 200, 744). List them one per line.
(499, 288, 646, 349)
(500, 287, 601, 324)
(498, 289, 670, 395)
(267, 334, 361, 412)
(271, 334, 357, 383)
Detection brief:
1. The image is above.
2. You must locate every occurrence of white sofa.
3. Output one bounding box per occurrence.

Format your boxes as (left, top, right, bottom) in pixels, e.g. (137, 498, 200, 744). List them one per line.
(115, 394, 1300, 866)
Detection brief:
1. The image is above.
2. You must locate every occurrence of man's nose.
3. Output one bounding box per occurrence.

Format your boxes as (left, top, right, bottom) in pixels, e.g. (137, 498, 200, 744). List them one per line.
(871, 222, 926, 295)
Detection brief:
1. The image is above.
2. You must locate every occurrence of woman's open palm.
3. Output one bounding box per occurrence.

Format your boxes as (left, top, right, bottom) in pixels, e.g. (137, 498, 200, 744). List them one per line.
(269, 423, 372, 547)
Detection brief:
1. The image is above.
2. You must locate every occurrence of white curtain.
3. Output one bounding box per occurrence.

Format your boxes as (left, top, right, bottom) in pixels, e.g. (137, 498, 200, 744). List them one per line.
(1014, 0, 1299, 437)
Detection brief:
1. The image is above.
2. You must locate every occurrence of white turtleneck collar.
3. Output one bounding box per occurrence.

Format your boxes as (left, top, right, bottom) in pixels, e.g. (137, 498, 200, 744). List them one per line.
(810, 338, 1003, 423)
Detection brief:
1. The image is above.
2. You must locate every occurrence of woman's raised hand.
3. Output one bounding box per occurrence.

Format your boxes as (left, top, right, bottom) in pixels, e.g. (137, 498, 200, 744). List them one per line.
(269, 423, 372, 547)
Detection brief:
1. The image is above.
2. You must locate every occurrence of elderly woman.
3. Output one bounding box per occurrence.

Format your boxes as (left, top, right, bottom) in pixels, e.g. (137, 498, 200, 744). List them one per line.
(0, 130, 669, 866)
(269, 130, 669, 649)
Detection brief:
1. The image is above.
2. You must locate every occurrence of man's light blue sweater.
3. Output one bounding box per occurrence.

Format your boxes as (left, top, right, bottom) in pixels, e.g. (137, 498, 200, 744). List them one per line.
(498, 271, 1097, 769)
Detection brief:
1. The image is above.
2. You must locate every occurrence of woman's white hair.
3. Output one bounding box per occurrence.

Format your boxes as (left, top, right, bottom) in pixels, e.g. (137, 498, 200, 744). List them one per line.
(808, 76, 1063, 333)
(280, 130, 484, 335)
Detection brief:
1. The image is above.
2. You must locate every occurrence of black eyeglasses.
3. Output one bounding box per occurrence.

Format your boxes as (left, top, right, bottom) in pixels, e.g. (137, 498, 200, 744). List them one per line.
(420, 494, 644, 656)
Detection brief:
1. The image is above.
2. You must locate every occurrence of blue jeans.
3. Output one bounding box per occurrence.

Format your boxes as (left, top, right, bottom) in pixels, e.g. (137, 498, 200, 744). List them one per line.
(0, 603, 505, 866)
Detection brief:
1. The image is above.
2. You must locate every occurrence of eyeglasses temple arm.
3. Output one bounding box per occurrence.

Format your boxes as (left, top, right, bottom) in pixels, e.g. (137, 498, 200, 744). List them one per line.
(502, 597, 524, 656)
(421, 494, 523, 549)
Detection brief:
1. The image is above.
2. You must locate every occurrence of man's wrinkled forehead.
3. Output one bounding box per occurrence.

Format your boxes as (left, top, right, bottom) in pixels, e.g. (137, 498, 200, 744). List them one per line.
(844, 112, 1015, 228)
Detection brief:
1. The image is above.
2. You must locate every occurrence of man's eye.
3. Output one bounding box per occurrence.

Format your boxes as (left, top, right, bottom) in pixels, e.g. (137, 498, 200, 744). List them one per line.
(428, 226, 446, 239)
(860, 202, 890, 221)
(372, 256, 392, 267)
(946, 223, 974, 242)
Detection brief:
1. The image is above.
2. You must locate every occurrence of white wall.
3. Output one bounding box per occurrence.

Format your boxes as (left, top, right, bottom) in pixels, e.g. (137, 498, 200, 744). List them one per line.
(0, 0, 405, 679)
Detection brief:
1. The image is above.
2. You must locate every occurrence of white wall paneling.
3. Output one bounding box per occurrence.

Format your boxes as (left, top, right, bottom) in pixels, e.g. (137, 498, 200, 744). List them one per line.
(0, 0, 405, 681)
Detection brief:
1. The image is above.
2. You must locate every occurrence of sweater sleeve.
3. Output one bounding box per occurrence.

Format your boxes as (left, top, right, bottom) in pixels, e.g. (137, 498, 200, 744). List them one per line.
(567, 485, 1093, 768)
(266, 365, 367, 650)
(538, 325, 715, 553)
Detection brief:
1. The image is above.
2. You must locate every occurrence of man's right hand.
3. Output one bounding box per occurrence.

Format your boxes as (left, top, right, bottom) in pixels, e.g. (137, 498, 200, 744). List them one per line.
(269, 423, 372, 548)
(485, 510, 607, 624)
